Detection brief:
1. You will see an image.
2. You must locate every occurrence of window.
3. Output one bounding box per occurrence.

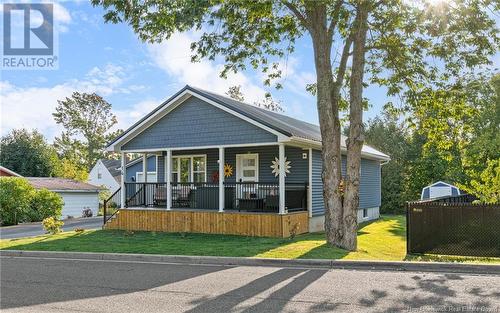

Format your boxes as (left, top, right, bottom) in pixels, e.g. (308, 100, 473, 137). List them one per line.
(136, 172, 157, 183)
(97, 171, 102, 179)
(363, 209, 368, 218)
(170, 155, 207, 183)
(236, 154, 259, 182)
(193, 156, 206, 182)
(172, 157, 179, 182)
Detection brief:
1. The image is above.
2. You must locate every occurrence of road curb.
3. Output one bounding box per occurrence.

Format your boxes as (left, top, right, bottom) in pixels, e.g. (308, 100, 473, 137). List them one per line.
(1, 250, 498, 275)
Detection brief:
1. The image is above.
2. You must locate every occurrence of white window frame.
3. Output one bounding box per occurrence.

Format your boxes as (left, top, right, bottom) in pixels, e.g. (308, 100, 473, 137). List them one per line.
(167, 154, 207, 183)
(136, 171, 158, 183)
(236, 153, 259, 182)
(362, 208, 368, 219)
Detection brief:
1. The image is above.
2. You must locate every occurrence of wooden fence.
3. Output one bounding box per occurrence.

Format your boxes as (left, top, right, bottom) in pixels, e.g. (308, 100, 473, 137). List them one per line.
(407, 202, 500, 257)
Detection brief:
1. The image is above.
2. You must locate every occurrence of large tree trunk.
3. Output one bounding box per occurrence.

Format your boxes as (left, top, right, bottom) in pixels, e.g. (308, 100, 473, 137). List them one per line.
(307, 5, 344, 248)
(342, 6, 369, 250)
(296, 2, 369, 251)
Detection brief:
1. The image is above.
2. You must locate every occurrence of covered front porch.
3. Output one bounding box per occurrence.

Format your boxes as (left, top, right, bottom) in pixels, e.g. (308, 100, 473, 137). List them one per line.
(103, 143, 312, 237)
(119, 143, 311, 215)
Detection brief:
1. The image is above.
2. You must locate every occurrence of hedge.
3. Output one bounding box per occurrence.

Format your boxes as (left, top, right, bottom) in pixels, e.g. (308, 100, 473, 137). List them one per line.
(0, 177, 63, 226)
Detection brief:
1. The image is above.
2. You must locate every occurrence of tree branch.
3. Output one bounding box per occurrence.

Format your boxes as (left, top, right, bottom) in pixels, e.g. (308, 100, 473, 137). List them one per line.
(335, 34, 353, 87)
(327, 0, 344, 39)
(282, 1, 310, 31)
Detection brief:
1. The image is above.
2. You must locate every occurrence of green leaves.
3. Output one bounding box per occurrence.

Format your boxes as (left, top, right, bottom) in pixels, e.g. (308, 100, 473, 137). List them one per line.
(53, 92, 118, 170)
(0, 129, 59, 177)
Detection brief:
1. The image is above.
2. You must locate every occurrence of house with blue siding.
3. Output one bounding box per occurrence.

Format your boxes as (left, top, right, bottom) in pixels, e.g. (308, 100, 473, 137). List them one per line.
(103, 86, 390, 236)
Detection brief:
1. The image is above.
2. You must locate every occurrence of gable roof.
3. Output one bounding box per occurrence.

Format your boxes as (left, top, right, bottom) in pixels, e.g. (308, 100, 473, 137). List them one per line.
(193, 87, 321, 142)
(27, 177, 101, 192)
(423, 181, 460, 189)
(101, 159, 121, 178)
(107, 85, 390, 161)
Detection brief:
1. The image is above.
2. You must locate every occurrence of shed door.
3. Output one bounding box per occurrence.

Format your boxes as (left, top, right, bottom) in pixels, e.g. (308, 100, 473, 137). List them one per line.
(430, 186, 451, 199)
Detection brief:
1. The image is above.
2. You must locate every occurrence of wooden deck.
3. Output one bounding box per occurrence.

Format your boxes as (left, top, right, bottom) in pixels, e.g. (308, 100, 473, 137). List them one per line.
(104, 208, 309, 238)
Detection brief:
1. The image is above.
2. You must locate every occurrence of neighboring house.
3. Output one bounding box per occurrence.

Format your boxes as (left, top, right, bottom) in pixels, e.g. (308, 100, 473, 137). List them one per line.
(104, 85, 390, 236)
(88, 159, 121, 193)
(125, 155, 158, 183)
(0, 165, 22, 177)
(421, 181, 461, 201)
(27, 178, 101, 219)
(88, 156, 158, 193)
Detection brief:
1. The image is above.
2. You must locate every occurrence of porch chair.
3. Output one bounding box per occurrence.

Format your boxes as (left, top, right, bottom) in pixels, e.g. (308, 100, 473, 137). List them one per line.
(153, 186, 167, 206)
(172, 187, 192, 208)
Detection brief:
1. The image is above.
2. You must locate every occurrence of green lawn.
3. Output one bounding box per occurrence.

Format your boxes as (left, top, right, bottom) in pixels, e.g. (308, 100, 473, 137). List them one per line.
(1, 215, 498, 263)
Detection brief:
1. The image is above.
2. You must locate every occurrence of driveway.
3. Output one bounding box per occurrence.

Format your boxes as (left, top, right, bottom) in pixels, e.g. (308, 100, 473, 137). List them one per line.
(1, 255, 499, 312)
(0, 217, 102, 239)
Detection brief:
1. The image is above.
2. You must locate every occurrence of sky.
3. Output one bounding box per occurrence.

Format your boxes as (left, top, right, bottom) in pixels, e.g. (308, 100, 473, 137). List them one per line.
(1, 1, 498, 143)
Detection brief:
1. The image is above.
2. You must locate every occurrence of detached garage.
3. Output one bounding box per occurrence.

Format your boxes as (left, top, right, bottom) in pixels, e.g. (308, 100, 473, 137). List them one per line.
(27, 178, 101, 219)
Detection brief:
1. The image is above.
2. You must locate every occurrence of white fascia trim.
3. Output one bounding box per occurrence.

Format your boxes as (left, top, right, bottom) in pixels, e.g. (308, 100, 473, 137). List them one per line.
(431, 181, 454, 188)
(108, 89, 290, 152)
(288, 137, 391, 162)
(126, 155, 158, 168)
(121, 142, 280, 153)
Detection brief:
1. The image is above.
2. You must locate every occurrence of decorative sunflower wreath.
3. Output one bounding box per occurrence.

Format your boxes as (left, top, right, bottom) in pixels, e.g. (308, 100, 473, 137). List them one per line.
(224, 164, 233, 177)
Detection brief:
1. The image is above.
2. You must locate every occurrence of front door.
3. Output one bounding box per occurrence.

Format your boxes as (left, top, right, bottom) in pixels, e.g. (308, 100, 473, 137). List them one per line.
(236, 154, 259, 182)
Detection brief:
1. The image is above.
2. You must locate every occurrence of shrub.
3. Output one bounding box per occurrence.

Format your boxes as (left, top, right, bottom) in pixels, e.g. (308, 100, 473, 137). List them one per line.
(0, 177, 35, 225)
(30, 188, 63, 221)
(42, 217, 64, 234)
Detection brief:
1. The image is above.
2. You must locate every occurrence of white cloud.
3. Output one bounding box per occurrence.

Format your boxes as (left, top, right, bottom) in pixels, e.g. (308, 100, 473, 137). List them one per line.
(147, 32, 267, 104)
(0, 64, 145, 141)
(53, 2, 72, 25)
(113, 99, 161, 132)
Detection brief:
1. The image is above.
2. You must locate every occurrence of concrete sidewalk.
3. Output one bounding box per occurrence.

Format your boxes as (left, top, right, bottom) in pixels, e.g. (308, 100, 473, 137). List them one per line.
(1, 250, 498, 275)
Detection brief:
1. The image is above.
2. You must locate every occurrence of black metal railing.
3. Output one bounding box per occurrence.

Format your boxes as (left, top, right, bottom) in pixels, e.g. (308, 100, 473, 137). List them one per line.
(171, 182, 219, 209)
(121, 181, 308, 213)
(124, 182, 169, 207)
(224, 182, 308, 213)
(103, 187, 121, 224)
(284, 182, 309, 212)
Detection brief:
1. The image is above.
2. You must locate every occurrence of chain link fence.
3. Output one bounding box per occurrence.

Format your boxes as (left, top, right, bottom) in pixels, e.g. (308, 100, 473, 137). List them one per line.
(407, 201, 500, 257)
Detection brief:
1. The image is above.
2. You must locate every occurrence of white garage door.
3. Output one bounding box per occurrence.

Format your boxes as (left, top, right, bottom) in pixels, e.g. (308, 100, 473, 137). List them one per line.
(59, 192, 99, 219)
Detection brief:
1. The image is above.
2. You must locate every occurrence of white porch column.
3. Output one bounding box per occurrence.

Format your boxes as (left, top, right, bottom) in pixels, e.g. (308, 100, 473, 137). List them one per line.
(166, 149, 172, 210)
(142, 153, 148, 183)
(308, 148, 313, 217)
(120, 152, 126, 208)
(218, 147, 225, 212)
(279, 143, 286, 214)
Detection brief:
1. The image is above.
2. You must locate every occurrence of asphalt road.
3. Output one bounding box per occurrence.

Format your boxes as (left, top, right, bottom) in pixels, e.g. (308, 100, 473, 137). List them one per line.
(0, 217, 103, 239)
(1, 256, 499, 313)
